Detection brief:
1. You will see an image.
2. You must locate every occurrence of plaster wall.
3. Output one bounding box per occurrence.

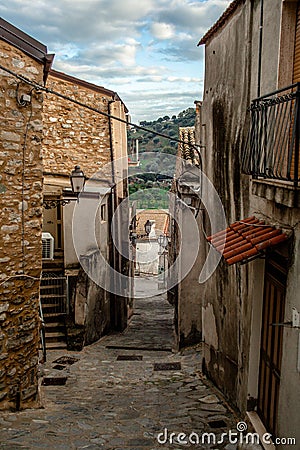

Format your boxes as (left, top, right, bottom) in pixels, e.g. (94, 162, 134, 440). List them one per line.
(199, 0, 289, 415)
(177, 208, 203, 347)
(64, 195, 109, 268)
(200, 0, 252, 410)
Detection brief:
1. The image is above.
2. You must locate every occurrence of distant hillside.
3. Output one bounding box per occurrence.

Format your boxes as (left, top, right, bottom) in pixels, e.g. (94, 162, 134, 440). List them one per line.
(128, 107, 196, 155)
(127, 107, 196, 209)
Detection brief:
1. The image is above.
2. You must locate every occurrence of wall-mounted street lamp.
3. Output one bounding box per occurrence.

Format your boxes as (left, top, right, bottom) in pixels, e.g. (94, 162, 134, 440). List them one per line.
(144, 220, 152, 236)
(70, 165, 86, 194)
(43, 165, 86, 210)
(157, 234, 168, 249)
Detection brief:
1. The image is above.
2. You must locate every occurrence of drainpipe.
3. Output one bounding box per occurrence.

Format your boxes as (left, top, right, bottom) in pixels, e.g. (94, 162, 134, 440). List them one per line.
(108, 99, 118, 329)
(108, 99, 116, 186)
(257, 0, 264, 97)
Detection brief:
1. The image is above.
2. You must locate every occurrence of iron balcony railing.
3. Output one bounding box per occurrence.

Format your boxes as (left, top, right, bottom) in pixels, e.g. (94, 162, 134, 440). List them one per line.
(242, 83, 300, 187)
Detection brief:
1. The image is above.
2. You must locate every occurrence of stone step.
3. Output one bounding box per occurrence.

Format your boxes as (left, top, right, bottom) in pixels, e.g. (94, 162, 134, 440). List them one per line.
(40, 284, 64, 290)
(45, 321, 65, 329)
(43, 313, 67, 320)
(45, 341, 67, 350)
(45, 331, 67, 343)
(41, 294, 66, 300)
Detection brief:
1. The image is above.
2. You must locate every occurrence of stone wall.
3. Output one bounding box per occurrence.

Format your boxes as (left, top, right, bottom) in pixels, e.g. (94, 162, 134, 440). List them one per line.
(0, 41, 44, 409)
(43, 71, 113, 179)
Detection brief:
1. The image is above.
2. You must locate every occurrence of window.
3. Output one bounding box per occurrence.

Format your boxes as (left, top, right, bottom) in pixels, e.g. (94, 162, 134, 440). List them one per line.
(101, 204, 106, 222)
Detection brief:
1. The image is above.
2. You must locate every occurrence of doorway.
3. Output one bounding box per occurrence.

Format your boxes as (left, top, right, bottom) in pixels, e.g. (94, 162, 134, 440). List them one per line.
(257, 250, 288, 435)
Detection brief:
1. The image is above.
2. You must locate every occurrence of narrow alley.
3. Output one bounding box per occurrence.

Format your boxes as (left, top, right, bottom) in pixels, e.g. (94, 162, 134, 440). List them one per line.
(0, 283, 243, 450)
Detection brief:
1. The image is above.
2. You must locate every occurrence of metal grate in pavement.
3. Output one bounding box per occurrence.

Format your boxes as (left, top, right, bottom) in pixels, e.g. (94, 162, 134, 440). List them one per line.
(116, 355, 143, 361)
(42, 376, 67, 386)
(153, 362, 181, 371)
(52, 364, 66, 370)
(53, 356, 79, 365)
(208, 419, 227, 428)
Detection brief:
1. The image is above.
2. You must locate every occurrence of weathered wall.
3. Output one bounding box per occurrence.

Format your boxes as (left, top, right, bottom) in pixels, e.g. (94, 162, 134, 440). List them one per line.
(42, 71, 130, 340)
(0, 41, 44, 409)
(200, 0, 253, 410)
(75, 249, 111, 346)
(200, 0, 299, 433)
(177, 207, 203, 348)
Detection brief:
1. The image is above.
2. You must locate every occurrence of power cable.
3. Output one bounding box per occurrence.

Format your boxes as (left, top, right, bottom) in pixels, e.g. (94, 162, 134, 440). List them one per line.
(0, 63, 203, 154)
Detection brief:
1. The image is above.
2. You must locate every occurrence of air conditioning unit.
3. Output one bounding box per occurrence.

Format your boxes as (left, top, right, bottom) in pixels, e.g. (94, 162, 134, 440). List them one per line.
(42, 232, 54, 260)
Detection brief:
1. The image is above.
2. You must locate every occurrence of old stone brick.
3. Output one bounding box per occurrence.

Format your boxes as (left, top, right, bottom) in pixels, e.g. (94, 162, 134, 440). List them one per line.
(7, 333, 34, 349)
(0, 257, 10, 264)
(1, 225, 19, 233)
(1, 131, 21, 141)
(18, 201, 28, 211)
(7, 368, 16, 377)
(22, 386, 37, 401)
(2, 142, 20, 151)
(0, 303, 9, 313)
(12, 57, 25, 68)
(26, 66, 39, 75)
(26, 220, 41, 229)
(0, 392, 7, 401)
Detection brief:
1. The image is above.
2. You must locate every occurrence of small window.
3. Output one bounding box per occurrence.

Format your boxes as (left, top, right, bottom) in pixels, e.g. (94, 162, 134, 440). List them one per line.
(101, 204, 106, 222)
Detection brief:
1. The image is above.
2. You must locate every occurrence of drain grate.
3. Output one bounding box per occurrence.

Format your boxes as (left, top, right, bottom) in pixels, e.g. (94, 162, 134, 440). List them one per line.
(208, 419, 227, 429)
(53, 356, 79, 365)
(117, 355, 143, 361)
(42, 377, 67, 386)
(154, 362, 181, 371)
(52, 364, 66, 371)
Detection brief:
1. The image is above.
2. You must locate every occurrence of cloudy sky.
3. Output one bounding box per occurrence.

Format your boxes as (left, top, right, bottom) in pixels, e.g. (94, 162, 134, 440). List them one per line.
(0, 0, 231, 122)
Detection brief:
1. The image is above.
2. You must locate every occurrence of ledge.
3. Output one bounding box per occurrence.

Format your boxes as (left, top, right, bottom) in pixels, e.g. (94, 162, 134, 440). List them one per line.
(246, 411, 275, 450)
(252, 179, 300, 208)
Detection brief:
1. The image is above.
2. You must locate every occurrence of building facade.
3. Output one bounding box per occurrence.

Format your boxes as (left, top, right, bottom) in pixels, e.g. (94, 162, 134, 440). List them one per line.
(197, 0, 300, 442)
(42, 70, 130, 349)
(0, 18, 53, 409)
(0, 17, 131, 409)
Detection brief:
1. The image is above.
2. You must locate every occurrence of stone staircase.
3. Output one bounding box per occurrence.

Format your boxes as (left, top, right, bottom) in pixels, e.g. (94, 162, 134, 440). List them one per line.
(41, 251, 68, 350)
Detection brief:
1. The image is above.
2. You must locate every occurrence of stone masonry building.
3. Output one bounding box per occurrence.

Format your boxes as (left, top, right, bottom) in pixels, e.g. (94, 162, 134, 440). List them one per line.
(42, 70, 130, 348)
(0, 18, 53, 410)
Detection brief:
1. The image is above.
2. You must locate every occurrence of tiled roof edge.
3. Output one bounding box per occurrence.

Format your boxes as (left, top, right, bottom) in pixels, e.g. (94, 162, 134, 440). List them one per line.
(198, 0, 244, 46)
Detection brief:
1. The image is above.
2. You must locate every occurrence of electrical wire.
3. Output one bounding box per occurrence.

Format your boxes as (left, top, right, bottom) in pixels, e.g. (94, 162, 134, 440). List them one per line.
(1, 63, 206, 268)
(0, 63, 203, 155)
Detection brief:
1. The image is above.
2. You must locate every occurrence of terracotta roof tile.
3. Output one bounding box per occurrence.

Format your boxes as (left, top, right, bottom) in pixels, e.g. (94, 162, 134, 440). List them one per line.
(207, 216, 289, 265)
(136, 210, 169, 236)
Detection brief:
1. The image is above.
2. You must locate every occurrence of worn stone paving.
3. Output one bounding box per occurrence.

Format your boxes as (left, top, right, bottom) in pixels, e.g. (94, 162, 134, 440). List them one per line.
(0, 288, 247, 450)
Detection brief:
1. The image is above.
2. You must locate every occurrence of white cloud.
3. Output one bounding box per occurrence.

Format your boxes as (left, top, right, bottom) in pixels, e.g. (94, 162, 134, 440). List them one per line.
(0, 0, 230, 120)
(151, 22, 175, 40)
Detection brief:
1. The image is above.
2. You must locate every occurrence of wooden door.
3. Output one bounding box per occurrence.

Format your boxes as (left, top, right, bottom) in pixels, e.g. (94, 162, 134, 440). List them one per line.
(257, 251, 288, 435)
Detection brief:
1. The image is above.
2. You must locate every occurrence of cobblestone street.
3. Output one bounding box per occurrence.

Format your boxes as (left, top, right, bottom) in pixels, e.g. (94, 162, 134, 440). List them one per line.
(0, 282, 242, 449)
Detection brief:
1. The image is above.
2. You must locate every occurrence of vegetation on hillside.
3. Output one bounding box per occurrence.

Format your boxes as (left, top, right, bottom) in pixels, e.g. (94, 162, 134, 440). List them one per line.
(128, 107, 196, 156)
(128, 107, 196, 209)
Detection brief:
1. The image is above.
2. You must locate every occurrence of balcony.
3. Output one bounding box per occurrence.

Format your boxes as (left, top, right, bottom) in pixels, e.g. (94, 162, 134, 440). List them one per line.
(242, 84, 300, 193)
